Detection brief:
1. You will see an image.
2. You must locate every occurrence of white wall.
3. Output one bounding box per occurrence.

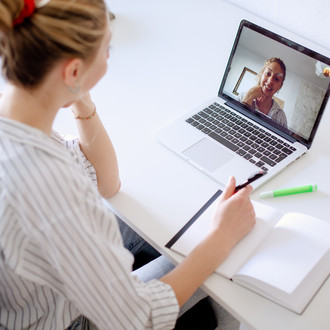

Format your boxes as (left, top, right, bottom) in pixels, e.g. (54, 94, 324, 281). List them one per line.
(224, 0, 330, 50)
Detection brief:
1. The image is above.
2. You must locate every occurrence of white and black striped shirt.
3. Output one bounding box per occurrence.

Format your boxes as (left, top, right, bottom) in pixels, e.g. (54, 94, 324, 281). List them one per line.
(0, 118, 179, 330)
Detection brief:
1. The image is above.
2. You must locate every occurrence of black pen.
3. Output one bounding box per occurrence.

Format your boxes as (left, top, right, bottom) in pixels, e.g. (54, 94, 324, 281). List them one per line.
(234, 170, 267, 193)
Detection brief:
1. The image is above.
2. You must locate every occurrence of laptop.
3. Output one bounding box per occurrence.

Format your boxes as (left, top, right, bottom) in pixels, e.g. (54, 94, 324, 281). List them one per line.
(156, 19, 330, 189)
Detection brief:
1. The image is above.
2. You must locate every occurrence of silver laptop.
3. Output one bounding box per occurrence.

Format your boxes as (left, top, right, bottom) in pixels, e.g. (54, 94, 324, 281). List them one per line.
(156, 20, 330, 189)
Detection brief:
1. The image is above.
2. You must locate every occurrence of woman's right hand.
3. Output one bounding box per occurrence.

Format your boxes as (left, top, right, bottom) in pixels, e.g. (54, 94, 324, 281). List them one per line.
(242, 85, 264, 107)
(209, 176, 256, 256)
(160, 176, 255, 307)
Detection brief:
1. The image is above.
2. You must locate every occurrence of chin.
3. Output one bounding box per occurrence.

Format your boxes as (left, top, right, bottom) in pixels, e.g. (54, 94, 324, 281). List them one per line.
(263, 87, 274, 96)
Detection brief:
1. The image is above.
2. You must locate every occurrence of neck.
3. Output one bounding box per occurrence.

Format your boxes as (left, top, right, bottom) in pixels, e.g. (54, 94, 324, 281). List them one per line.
(0, 83, 59, 135)
(256, 96, 273, 114)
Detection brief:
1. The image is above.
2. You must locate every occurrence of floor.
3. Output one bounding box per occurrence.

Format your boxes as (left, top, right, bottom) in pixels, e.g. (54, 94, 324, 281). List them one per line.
(134, 247, 241, 330)
(211, 299, 240, 330)
(174, 296, 240, 330)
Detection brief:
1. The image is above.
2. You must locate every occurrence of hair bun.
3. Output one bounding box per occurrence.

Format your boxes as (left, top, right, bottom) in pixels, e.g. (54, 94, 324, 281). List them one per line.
(13, 0, 36, 26)
(0, 1, 18, 30)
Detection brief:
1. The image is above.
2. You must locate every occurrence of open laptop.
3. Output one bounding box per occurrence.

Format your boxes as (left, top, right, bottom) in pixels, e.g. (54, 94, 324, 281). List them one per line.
(156, 19, 330, 189)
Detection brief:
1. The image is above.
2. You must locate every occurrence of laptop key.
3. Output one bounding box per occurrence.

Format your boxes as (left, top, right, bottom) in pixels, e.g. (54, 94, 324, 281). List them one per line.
(202, 128, 211, 134)
(260, 156, 276, 167)
(282, 147, 293, 155)
(255, 152, 262, 158)
(256, 161, 265, 167)
(209, 132, 239, 152)
(275, 155, 287, 163)
(236, 149, 247, 156)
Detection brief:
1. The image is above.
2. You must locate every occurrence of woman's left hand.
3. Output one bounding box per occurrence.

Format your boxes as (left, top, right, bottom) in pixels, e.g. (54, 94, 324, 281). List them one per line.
(71, 92, 95, 118)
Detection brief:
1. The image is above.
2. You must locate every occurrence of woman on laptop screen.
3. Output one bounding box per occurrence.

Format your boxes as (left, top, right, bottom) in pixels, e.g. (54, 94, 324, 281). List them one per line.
(238, 57, 288, 128)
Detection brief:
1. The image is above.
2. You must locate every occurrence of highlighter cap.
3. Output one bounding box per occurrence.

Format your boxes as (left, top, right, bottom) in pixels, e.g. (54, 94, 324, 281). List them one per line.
(259, 191, 273, 199)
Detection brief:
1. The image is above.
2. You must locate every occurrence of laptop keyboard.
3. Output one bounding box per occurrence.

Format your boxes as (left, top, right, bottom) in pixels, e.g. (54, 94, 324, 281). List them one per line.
(186, 102, 296, 171)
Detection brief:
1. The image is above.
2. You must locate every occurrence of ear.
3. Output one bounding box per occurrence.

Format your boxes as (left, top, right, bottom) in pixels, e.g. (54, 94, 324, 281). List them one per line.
(63, 58, 84, 89)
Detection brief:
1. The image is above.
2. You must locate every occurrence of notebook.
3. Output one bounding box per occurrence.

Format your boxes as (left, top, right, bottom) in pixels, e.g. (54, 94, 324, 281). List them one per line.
(156, 20, 330, 188)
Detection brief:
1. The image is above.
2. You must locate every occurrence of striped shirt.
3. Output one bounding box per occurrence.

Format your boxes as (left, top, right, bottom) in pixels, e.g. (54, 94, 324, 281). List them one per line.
(0, 118, 179, 330)
(238, 92, 288, 128)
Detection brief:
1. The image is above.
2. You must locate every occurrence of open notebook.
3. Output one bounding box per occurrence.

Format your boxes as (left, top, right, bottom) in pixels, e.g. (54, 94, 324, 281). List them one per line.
(166, 197, 330, 314)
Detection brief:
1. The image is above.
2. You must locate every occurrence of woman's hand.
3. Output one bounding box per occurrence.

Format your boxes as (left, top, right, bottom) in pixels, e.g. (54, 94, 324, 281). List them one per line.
(210, 176, 256, 255)
(160, 176, 255, 307)
(71, 92, 95, 118)
(242, 86, 264, 107)
(72, 93, 121, 198)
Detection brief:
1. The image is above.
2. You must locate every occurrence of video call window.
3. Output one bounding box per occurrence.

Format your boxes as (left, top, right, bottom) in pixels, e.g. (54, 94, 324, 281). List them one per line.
(221, 26, 330, 143)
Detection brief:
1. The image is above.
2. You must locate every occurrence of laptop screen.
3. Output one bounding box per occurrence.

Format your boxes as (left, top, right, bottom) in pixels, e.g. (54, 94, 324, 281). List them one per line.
(219, 20, 330, 148)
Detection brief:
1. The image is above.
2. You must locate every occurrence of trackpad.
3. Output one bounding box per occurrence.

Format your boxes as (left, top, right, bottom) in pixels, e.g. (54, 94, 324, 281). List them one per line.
(183, 138, 234, 172)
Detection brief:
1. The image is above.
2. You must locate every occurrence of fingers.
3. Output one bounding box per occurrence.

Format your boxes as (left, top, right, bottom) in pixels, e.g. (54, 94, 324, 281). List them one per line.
(221, 177, 253, 201)
(211, 180, 256, 251)
(235, 184, 253, 198)
(221, 176, 236, 200)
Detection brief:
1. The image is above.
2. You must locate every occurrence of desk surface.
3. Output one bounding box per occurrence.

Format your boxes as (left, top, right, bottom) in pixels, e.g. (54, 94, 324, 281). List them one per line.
(50, 1, 329, 329)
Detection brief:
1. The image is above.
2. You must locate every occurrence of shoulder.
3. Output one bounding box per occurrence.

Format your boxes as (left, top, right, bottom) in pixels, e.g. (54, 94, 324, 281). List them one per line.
(1, 125, 96, 216)
(270, 100, 287, 127)
(272, 99, 283, 111)
(237, 92, 245, 102)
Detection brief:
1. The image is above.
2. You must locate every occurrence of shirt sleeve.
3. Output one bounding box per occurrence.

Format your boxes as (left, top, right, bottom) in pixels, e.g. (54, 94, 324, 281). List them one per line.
(276, 111, 288, 128)
(270, 101, 288, 128)
(50, 130, 97, 187)
(13, 154, 179, 329)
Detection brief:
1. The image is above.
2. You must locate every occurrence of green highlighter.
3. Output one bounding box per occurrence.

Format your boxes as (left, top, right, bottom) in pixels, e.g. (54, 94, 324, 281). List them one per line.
(260, 184, 317, 199)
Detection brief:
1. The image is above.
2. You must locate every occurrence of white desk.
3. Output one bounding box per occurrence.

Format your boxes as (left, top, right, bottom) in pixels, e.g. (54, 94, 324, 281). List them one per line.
(53, 1, 330, 329)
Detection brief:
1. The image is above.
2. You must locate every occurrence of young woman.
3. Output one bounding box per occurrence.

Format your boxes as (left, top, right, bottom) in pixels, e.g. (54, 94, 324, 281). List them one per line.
(239, 57, 288, 128)
(0, 0, 255, 329)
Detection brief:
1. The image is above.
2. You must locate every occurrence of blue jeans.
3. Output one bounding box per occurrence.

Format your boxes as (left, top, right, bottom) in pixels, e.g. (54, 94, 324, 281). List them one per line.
(116, 216, 159, 258)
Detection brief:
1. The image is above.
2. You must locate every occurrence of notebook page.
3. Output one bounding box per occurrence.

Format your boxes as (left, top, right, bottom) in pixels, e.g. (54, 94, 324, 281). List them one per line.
(171, 199, 281, 278)
(234, 213, 330, 296)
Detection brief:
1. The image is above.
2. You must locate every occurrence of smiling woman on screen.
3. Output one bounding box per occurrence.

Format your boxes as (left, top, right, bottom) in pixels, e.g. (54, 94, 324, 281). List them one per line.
(238, 57, 288, 128)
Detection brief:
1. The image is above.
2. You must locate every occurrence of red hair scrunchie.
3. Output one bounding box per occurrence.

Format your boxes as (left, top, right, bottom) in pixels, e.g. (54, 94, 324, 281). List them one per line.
(13, 0, 36, 26)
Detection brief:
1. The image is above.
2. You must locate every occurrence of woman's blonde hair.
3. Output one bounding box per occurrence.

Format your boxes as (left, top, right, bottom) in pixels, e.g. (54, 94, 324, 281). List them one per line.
(0, 0, 107, 88)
